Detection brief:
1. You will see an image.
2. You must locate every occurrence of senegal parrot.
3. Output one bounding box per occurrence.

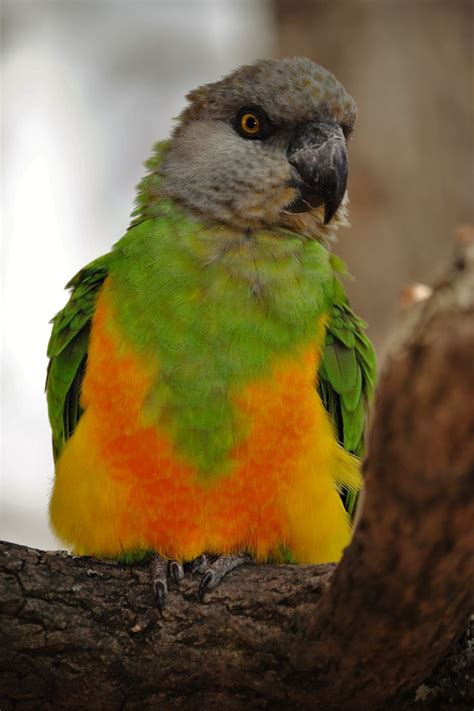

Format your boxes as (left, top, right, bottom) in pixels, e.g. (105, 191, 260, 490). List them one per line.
(46, 57, 376, 608)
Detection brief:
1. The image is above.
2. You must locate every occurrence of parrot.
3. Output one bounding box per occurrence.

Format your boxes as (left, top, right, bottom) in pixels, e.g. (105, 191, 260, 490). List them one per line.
(46, 57, 376, 608)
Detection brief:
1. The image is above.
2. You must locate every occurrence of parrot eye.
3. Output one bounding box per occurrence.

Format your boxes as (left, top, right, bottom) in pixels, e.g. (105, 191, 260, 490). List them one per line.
(233, 106, 273, 140)
(241, 113, 260, 134)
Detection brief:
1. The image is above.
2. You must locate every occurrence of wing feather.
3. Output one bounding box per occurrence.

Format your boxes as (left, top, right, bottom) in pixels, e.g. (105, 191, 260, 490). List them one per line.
(318, 258, 377, 514)
(46, 255, 110, 460)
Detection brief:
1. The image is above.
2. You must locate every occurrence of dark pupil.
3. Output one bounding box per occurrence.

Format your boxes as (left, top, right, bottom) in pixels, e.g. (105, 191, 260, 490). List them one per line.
(246, 116, 257, 129)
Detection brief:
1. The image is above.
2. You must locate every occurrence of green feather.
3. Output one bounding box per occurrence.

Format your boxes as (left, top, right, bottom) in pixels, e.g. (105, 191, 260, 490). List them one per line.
(317, 274, 377, 516)
(341, 396, 365, 452)
(46, 255, 110, 459)
(46, 141, 376, 514)
(322, 341, 358, 395)
(341, 361, 362, 413)
(109, 216, 334, 475)
(47, 190, 334, 476)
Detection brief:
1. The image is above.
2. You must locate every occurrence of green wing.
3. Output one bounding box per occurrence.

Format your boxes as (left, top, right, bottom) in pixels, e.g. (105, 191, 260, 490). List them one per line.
(318, 256, 377, 514)
(46, 254, 110, 461)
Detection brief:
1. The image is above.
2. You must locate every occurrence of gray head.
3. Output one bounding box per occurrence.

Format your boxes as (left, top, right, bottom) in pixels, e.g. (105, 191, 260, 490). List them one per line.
(161, 57, 357, 236)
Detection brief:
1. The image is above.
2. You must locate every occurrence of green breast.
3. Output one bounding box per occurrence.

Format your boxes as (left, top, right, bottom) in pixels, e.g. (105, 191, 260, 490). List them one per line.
(109, 200, 334, 475)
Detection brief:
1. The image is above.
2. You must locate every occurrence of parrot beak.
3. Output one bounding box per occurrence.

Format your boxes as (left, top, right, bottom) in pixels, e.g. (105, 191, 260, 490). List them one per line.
(285, 121, 348, 224)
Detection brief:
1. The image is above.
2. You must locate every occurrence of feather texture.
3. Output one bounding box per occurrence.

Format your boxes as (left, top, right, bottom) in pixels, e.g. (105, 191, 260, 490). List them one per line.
(46, 255, 109, 459)
(46, 145, 375, 562)
(317, 256, 376, 514)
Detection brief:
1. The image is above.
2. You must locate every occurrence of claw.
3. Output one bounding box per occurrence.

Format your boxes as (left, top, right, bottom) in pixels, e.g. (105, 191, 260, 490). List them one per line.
(197, 553, 251, 602)
(191, 554, 209, 576)
(153, 579, 167, 613)
(170, 560, 184, 586)
(150, 554, 169, 612)
(198, 570, 215, 602)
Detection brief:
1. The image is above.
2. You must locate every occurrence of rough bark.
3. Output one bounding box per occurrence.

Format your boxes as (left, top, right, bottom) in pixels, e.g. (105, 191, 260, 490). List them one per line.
(1, 233, 474, 710)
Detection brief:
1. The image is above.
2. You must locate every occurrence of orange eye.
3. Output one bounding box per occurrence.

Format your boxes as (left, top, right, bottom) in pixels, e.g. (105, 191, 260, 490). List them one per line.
(240, 113, 260, 135)
(234, 106, 273, 140)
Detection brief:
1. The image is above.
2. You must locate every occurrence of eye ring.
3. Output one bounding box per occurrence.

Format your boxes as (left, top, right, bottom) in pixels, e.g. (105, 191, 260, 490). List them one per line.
(233, 106, 273, 141)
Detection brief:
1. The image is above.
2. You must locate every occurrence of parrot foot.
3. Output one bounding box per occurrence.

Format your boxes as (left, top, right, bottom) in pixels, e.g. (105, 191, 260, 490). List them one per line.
(150, 554, 184, 612)
(191, 553, 210, 576)
(196, 553, 251, 602)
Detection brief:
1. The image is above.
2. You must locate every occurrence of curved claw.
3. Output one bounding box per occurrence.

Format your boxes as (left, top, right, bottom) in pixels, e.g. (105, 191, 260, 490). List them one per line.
(197, 554, 251, 602)
(153, 579, 167, 613)
(170, 561, 184, 586)
(191, 554, 209, 577)
(198, 570, 215, 602)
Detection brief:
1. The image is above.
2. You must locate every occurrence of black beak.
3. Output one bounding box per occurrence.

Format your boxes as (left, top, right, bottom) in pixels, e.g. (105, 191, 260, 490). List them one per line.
(286, 121, 348, 224)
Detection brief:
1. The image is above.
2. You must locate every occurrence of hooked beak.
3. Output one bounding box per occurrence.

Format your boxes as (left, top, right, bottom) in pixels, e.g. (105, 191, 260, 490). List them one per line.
(285, 121, 348, 224)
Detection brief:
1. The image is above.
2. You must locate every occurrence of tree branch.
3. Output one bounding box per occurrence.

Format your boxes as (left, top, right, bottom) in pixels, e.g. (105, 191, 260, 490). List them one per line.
(1, 232, 474, 710)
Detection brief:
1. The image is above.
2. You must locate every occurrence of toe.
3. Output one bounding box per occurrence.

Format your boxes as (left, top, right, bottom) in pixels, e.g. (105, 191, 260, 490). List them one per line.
(191, 553, 209, 576)
(196, 554, 251, 602)
(198, 570, 216, 602)
(153, 579, 167, 613)
(150, 554, 170, 612)
(170, 560, 184, 586)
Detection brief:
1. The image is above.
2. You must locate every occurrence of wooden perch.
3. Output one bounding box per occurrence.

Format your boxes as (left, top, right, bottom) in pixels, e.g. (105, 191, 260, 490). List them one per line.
(1, 232, 474, 710)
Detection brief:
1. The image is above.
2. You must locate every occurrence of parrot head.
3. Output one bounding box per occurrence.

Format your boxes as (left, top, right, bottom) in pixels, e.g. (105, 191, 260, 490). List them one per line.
(161, 57, 357, 236)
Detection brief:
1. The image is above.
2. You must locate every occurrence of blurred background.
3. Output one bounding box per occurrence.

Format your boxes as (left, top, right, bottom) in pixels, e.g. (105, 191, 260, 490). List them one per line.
(1, 0, 473, 549)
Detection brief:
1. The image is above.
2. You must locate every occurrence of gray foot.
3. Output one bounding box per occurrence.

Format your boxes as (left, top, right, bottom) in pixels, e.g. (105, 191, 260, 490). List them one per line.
(191, 553, 210, 576)
(150, 555, 184, 612)
(196, 553, 251, 601)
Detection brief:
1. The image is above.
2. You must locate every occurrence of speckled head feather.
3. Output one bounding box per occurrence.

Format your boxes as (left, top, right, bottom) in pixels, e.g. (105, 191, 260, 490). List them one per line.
(161, 57, 356, 237)
(181, 57, 356, 128)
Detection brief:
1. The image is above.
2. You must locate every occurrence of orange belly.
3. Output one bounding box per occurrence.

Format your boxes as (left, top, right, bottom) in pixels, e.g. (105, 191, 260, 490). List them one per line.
(50, 281, 357, 563)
